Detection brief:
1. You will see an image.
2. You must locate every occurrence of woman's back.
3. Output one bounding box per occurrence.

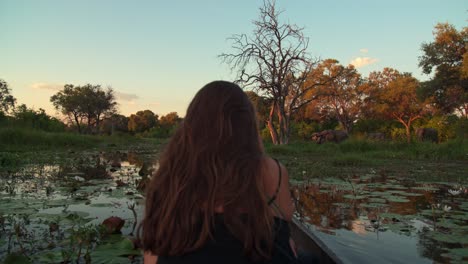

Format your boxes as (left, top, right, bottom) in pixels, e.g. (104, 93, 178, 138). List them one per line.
(157, 215, 296, 264)
(154, 157, 297, 264)
(140, 81, 298, 264)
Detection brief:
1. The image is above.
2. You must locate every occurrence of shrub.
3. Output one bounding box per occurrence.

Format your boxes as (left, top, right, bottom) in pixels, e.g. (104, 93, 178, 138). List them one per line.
(260, 127, 272, 143)
(295, 121, 318, 140)
(139, 125, 179, 138)
(0, 127, 100, 150)
(390, 127, 407, 141)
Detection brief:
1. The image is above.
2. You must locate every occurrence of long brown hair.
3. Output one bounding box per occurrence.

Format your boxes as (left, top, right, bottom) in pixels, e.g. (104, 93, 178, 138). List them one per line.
(139, 81, 274, 261)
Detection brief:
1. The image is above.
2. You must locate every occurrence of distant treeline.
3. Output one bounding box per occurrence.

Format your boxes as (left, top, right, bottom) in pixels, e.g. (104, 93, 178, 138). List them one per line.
(220, 1, 467, 144)
(0, 105, 182, 139)
(0, 18, 466, 144)
(0, 81, 182, 139)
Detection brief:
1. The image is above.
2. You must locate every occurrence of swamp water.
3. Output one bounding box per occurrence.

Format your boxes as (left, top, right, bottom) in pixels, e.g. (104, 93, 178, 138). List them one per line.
(0, 150, 467, 263)
(0, 149, 158, 263)
(293, 170, 468, 263)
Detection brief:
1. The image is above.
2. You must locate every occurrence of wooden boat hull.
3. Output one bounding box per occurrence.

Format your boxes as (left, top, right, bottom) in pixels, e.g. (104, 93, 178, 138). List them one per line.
(290, 218, 343, 264)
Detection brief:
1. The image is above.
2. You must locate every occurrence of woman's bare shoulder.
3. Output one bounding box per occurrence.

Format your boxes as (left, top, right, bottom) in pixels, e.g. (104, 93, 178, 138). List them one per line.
(260, 156, 295, 220)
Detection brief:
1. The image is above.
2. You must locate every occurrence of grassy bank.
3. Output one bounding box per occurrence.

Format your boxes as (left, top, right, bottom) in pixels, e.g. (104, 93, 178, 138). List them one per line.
(265, 139, 468, 182)
(1, 127, 466, 182)
(0, 127, 165, 151)
(0, 127, 165, 173)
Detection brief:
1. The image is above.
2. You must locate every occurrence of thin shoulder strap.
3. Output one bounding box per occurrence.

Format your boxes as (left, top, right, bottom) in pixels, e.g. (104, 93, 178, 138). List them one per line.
(267, 158, 282, 206)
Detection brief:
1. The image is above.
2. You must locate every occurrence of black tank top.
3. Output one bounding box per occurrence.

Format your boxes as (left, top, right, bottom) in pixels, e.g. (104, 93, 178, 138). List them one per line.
(157, 159, 294, 263)
(157, 215, 297, 264)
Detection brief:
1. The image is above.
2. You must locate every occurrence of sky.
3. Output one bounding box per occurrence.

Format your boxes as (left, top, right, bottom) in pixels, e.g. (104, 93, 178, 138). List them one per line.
(1, 0, 467, 117)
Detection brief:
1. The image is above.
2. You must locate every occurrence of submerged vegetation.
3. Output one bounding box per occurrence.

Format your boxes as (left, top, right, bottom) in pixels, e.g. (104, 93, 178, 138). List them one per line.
(265, 139, 467, 262)
(0, 146, 159, 263)
(0, 2, 466, 262)
(266, 139, 467, 181)
(293, 173, 468, 263)
(0, 136, 466, 263)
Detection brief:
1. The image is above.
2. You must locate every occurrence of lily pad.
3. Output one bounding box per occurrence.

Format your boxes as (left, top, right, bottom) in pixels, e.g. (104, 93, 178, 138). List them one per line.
(385, 196, 410, 203)
(90, 236, 140, 263)
(0, 199, 43, 215)
(412, 186, 439, 191)
(343, 194, 367, 200)
(387, 190, 422, 196)
(368, 198, 387, 203)
(361, 203, 388, 208)
(384, 222, 416, 235)
(90, 203, 114, 207)
(441, 247, 468, 262)
(332, 202, 351, 208)
(3, 253, 31, 264)
(448, 212, 468, 221)
(34, 250, 63, 263)
(427, 231, 468, 244)
(420, 209, 445, 217)
(369, 191, 392, 197)
(435, 219, 464, 230)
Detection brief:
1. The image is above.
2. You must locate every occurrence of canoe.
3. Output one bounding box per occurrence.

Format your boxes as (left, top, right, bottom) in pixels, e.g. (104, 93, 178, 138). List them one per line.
(290, 218, 343, 264)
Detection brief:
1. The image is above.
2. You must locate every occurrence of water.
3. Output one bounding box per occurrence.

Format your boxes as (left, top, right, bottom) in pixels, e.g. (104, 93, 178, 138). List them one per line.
(293, 172, 468, 263)
(0, 149, 157, 263)
(1, 149, 466, 263)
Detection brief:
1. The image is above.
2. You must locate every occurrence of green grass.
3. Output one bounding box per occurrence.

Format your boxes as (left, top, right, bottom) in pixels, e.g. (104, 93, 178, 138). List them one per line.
(0, 127, 99, 148)
(0, 127, 164, 151)
(0, 127, 166, 173)
(1, 127, 466, 182)
(264, 139, 468, 181)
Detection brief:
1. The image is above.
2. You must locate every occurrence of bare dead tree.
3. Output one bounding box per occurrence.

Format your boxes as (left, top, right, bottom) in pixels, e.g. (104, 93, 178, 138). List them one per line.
(220, 0, 330, 144)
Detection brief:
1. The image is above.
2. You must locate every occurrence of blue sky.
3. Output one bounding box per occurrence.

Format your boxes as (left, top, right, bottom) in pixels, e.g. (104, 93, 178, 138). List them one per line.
(1, 0, 466, 117)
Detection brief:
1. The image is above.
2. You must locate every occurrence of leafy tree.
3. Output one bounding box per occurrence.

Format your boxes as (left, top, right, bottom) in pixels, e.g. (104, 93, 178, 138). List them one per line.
(245, 91, 269, 129)
(0, 79, 16, 114)
(303, 59, 363, 133)
(101, 114, 129, 135)
(140, 112, 181, 138)
(128, 114, 143, 133)
(368, 70, 429, 143)
(51, 84, 117, 134)
(220, 0, 328, 144)
(128, 110, 158, 133)
(13, 104, 65, 132)
(418, 23, 468, 117)
(159, 112, 181, 128)
(361, 67, 401, 119)
(50, 85, 83, 133)
(462, 52, 468, 79)
(81, 85, 117, 133)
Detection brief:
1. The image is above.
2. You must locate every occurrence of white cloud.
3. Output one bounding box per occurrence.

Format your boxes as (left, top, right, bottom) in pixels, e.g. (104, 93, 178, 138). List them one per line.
(30, 82, 63, 91)
(350, 57, 378, 68)
(148, 102, 160, 107)
(31, 83, 139, 102)
(115, 91, 139, 101)
(359, 48, 369, 54)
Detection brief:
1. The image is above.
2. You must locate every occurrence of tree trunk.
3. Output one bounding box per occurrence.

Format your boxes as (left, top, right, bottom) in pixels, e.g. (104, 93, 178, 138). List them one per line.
(401, 122, 412, 144)
(395, 115, 413, 144)
(87, 114, 93, 134)
(267, 102, 279, 144)
(282, 113, 290, 144)
(95, 113, 101, 135)
(277, 106, 289, 145)
(73, 113, 82, 134)
(277, 106, 284, 144)
(405, 125, 411, 143)
(338, 117, 351, 134)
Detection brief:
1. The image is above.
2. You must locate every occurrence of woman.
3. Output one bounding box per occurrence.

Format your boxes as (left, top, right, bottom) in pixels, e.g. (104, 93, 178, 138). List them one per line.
(139, 81, 298, 263)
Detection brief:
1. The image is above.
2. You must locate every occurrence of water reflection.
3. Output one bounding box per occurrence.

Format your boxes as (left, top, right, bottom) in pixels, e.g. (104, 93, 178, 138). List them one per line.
(1, 150, 466, 263)
(0, 149, 159, 262)
(293, 174, 468, 263)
